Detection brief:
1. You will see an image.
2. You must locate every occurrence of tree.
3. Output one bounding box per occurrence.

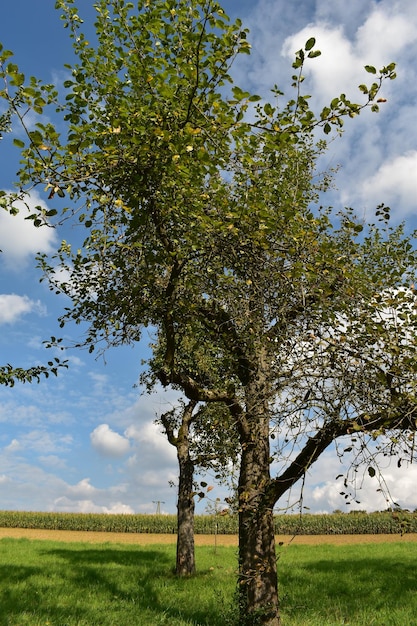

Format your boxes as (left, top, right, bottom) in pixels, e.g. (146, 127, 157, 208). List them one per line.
(146, 324, 239, 576)
(158, 398, 237, 576)
(1, 2, 414, 624)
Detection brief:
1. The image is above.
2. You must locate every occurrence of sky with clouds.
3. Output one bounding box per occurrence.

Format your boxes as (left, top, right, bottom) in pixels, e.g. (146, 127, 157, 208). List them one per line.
(0, 0, 416, 516)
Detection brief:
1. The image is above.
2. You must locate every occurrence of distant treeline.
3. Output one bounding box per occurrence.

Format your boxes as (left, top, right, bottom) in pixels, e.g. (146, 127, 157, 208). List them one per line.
(0, 510, 416, 535)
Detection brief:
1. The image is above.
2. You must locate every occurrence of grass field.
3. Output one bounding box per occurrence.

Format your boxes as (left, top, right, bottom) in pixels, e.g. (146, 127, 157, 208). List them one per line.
(0, 533, 416, 625)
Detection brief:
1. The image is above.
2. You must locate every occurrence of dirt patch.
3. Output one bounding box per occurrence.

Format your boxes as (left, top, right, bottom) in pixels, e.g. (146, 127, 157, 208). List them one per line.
(1, 528, 416, 546)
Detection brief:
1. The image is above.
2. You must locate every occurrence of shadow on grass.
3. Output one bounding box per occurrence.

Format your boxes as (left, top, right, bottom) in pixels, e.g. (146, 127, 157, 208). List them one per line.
(280, 550, 417, 623)
(0, 544, 233, 626)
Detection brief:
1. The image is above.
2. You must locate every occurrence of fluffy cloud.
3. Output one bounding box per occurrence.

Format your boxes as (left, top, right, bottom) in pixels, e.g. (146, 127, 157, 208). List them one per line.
(66, 477, 100, 498)
(281, 5, 416, 107)
(58, 478, 136, 513)
(357, 150, 417, 217)
(305, 444, 417, 513)
(0, 294, 46, 325)
(90, 424, 131, 458)
(54, 496, 135, 514)
(0, 190, 58, 269)
(311, 464, 417, 513)
(238, 0, 417, 222)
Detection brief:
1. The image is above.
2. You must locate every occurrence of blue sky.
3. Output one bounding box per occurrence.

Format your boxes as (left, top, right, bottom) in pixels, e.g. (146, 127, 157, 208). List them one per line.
(0, 0, 416, 515)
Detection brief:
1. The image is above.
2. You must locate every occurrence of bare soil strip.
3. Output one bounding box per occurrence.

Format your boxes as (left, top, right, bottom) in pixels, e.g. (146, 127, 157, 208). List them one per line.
(1, 528, 417, 546)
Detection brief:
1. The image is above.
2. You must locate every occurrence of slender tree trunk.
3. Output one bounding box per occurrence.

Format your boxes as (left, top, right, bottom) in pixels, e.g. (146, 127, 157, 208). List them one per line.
(176, 439, 196, 576)
(238, 378, 280, 625)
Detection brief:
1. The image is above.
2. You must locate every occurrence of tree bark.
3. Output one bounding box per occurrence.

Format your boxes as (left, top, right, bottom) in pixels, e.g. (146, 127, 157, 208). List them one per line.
(237, 378, 280, 626)
(176, 430, 196, 576)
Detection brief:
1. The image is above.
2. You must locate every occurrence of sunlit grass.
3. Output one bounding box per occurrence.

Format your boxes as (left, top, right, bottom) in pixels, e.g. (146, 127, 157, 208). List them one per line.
(0, 538, 235, 626)
(0, 538, 416, 625)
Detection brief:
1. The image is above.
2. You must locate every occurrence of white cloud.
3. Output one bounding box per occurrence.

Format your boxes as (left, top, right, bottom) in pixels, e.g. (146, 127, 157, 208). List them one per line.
(357, 150, 417, 217)
(0, 294, 46, 325)
(282, 24, 358, 106)
(53, 496, 135, 514)
(65, 354, 84, 368)
(38, 455, 68, 470)
(280, 2, 417, 103)
(355, 4, 417, 62)
(12, 430, 73, 454)
(90, 424, 131, 458)
(0, 190, 58, 269)
(104, 502, 135, 514)
(5, 439, 21, 452)
(66, 477, 99, 498)
(125, 421, 177, 464)
(238, 0, 417, 223)
(58, 478, 136, 513)
(310, 465, 417, 513)
(88, 372, 109, 394)
(306, 448, 417, 513)
(0, 394, 74, 428)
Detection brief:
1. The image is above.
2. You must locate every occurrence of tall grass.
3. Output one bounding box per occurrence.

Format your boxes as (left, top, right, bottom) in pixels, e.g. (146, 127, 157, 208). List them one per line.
(1, 537, 416, 625)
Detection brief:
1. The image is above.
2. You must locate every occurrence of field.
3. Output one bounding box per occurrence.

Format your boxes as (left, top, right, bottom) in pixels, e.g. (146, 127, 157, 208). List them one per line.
(1, 510, 416, 535)
(1, 529, 416, 625)
(2, 527, 417, 546)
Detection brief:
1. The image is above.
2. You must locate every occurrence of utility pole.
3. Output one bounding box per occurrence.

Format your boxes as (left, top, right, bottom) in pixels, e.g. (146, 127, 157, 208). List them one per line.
(152, 500, 165, 514)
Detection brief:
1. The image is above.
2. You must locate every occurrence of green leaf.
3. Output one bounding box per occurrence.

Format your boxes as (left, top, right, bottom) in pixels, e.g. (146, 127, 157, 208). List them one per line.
(13, 138, 25, 148)
(364, 65, 377, 74)
(368, 466, 376, 478)
(305, 37, 316, 51)
(307, 50, 321, 58)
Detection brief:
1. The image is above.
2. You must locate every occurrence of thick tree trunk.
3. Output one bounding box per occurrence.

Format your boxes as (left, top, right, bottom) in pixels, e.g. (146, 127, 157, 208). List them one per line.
(176, 443, 196, 576)
(237, 386, 280, 626)
(239, 500, 279, 625)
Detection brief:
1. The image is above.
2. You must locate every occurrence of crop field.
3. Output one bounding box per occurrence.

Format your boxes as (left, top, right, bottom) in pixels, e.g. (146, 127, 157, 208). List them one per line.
(0, 530, 416, 625)
(0, 509, 416, 535)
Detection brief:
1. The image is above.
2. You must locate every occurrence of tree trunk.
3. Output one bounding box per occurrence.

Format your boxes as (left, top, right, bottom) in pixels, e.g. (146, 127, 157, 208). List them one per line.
(237, 376, 280, 625)
(176, 441, 196, 576)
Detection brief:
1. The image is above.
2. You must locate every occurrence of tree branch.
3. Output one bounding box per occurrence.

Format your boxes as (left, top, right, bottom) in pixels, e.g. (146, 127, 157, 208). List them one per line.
(267, 398, 417, 507)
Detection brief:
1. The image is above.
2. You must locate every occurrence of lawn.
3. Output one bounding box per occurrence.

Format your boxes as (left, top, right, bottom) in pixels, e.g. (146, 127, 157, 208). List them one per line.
(0, 537, 416, 625)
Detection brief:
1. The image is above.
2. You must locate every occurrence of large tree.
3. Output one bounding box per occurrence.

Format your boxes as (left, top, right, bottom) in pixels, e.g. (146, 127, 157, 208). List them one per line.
(1, 2, 415, 624)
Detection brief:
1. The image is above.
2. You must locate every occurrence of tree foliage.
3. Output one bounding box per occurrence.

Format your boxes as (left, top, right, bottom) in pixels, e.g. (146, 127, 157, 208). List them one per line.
(0, 2, 414, 624)
(0, 359, 66, 387)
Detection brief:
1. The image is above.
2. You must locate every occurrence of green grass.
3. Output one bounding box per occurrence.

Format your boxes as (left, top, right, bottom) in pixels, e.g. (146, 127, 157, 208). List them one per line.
(278, 543, 417, 625)
(1, 538, 416, 625)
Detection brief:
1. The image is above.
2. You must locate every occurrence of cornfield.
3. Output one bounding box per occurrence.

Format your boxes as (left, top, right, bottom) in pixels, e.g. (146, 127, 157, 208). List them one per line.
(0, 510, 415, 535)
